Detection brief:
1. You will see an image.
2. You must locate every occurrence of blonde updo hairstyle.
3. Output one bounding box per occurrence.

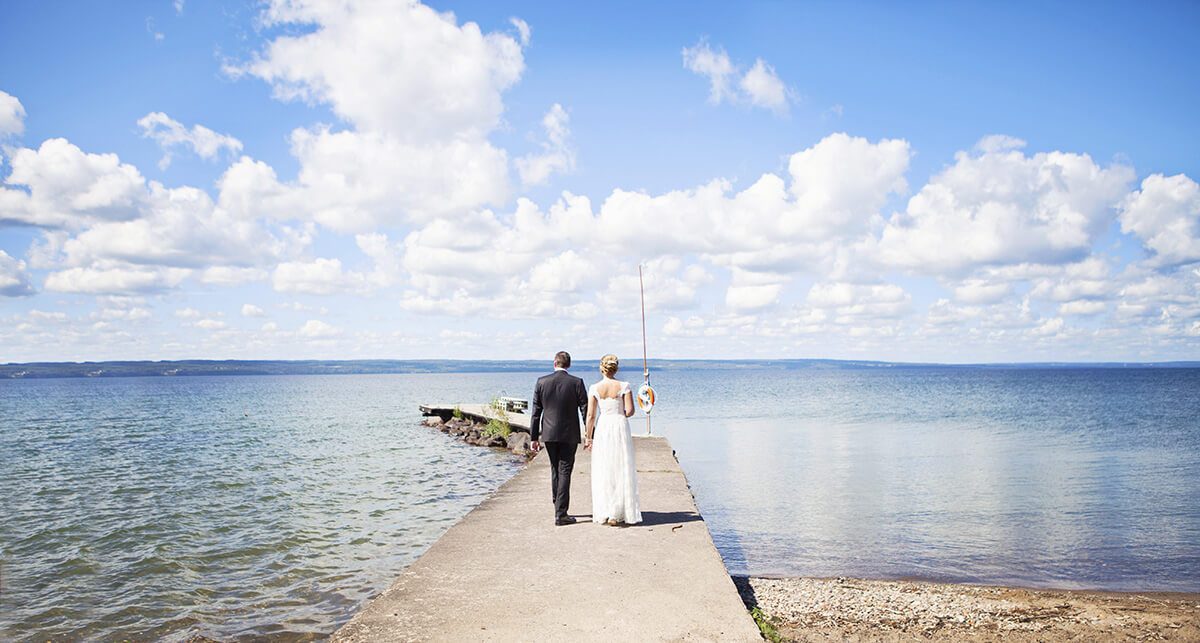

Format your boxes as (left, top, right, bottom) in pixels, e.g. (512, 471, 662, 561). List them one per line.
(599, 354, 619, 378)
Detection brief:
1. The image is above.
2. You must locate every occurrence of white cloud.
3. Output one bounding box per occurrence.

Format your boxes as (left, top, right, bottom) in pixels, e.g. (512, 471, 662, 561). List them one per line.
(137, 112, 243, 169)
(1060, 300, 1106, 316)
(43, 265, 190, 294)
(726, 283, 782, 311)
(1119, 173, 1200, 267)
(95, 306, 151, 321)
(682, 40, 793, 114)
(509, 17, 531, 47)
(272, 257, 362, 295)
(682, 40, 737, 104)
(877, 136, 1135, 274)
(1031, 316, 1065, 337)
(1027, 257, 1114, 302)
(1, 138, 147, 228)
(217, 127, 510, 232)
(0, 249, 35, 296)
(0, 128, 308, 296)
(298, 319, 340, 338)
(241, 304, 265, 317)
(397, 133, 907, 317)
(952, 279, 1011, 304)
(806, 282, 911, 319)
(516, 103, 576, 186)
(58, 184, 303, 270)
(175, 307, 202, 319)
(198, 266, 269, 286)
(234, 0, 524, 137)
(527, 250, 598, 294)
(0, 90, 25, 138)
(194, 318, 227, 330)
(217, 0, 527, 231)
(739, 58, 790, 114)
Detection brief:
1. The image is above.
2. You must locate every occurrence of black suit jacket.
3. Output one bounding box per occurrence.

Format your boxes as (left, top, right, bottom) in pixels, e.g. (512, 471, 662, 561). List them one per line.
(530, 370, 587, 443)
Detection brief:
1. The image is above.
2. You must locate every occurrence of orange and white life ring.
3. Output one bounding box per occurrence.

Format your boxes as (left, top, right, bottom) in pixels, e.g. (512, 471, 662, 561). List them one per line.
(637, 383, 656, 412)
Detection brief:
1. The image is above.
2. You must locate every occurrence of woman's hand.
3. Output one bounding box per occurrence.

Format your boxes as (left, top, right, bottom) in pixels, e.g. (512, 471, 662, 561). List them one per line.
(584, 438, 593, 450)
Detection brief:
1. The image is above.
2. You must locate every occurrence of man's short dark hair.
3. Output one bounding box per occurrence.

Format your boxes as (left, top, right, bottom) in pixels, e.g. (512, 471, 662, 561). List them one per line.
(554, 351, 571, 368)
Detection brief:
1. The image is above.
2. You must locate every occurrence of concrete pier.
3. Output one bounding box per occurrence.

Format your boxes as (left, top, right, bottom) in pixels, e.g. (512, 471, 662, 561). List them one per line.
(419, 403, 531, 432)
(333, 436, 761, 642)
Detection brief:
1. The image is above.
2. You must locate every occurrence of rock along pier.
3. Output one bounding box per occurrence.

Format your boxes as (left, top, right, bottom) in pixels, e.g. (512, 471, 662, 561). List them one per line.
(331, 405, 761, 642)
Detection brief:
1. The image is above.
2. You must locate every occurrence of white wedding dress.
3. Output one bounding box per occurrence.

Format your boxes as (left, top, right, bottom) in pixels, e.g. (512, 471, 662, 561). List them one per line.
(590, 380, 641, 525)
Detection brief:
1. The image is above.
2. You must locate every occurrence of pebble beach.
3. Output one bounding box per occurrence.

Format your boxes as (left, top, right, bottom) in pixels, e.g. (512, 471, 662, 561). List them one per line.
(735, 576, 1200, 642)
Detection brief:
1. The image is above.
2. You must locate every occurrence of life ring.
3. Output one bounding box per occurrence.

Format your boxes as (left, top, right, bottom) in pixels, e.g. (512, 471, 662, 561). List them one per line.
(637, 383, 656, 412)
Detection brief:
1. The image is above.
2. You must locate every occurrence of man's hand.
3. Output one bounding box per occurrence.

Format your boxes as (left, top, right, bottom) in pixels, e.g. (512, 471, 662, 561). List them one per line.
(584, 438, 593, 451)
(531, 440, 541, 453)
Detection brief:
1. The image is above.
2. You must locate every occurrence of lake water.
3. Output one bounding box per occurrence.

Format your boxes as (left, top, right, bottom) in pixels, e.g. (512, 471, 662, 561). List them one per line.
(2, 366, 1198, 640)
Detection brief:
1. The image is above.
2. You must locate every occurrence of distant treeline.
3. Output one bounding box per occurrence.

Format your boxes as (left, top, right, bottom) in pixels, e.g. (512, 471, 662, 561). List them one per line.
(1, 358, 1197, 380)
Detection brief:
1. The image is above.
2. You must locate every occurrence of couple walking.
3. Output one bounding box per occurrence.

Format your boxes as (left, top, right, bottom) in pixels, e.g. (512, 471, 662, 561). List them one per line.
(529, 351, 642, 527)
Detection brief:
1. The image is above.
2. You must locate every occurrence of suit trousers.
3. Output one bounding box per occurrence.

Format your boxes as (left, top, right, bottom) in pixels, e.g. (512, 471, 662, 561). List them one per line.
(544, 441, 577, 521)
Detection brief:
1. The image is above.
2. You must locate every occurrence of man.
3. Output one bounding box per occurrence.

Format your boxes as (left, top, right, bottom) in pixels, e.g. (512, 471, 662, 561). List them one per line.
(530, 350, 588, 526)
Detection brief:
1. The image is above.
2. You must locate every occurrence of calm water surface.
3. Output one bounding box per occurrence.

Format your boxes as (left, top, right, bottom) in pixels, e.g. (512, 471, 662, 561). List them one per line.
(1, 367, 1198, 640)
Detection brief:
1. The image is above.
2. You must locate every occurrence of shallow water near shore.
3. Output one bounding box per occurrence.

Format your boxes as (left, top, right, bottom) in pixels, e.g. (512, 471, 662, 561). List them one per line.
(2, 366, 1199, 640)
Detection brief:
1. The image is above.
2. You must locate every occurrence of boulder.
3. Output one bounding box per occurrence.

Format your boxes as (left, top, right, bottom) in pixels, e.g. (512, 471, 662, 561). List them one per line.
(423, 416, 444, 427)
(506, 432, 532, 456)
(485, 434, 507, 448)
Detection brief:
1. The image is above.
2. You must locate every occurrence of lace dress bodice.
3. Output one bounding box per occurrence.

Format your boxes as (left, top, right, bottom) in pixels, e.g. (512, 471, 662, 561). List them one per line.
(590, 380, 630, 416)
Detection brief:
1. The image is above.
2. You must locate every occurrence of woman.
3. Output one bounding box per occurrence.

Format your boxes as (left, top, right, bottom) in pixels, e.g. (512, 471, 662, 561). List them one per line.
(584, 354, 642, 525)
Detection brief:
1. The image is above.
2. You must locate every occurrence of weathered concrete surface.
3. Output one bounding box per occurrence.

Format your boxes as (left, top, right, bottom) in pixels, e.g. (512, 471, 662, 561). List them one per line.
(420, 403, 532, 431)
(332, 437, 761, 642)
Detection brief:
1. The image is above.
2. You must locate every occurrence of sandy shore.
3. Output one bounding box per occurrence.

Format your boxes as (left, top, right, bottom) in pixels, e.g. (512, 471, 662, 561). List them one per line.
(734, 576, 1200, 642)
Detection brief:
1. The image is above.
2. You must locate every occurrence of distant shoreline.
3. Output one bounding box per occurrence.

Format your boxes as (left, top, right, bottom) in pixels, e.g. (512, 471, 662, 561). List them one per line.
(3, 357, 1199, 379)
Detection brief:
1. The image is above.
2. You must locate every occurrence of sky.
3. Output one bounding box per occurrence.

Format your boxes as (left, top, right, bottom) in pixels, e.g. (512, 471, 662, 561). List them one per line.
(1, 0, 1199, 363)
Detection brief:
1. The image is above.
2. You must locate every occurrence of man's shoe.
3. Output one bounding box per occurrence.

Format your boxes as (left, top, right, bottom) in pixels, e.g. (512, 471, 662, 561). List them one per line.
(555, 516, 576, 526)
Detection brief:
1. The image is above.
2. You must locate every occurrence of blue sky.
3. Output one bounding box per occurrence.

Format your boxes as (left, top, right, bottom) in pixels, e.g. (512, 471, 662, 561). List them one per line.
(1, 0, 1198, 363)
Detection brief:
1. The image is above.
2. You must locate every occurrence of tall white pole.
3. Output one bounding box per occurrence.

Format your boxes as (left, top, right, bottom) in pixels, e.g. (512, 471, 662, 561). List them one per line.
(639, 264, 651, 436)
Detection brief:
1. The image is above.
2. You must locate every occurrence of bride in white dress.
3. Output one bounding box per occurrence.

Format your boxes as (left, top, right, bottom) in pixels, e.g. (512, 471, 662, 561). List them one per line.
(584, 354, 641, 526)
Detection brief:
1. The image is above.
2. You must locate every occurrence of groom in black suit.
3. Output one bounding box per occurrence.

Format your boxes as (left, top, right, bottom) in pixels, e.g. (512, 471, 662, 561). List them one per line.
(530, 350, 588, 526)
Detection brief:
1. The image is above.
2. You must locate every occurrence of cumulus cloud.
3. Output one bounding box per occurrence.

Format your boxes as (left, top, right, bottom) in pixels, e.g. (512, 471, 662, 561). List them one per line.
(739, 59, 790, 113)
(0, 90, 25, 138)
(876, 136, 1135, 274)
(682, 40, 793, 114)
(1119, 173, 1200, 267)
(0, 119, 309, 295)
(298, 319, 340, 338)
(682, 40, 737, 104)
(952, 279, 1012, 304)
(44, 265, 190, 294)
(218, 0, 527, 230)
(272, 257, 362, 295)
(137, 112, 243, 169)
(198, 266, 269, 286)
(0, 249, 35, 296)
(806, 282, 912, 320)
(58, 184, 304, 270)
(1060, 299, 1106, 316)
(1, 138, 147, 228)
(241, 304, 265, 317)
(194, 318, 227, 330)
(509, 17, 531, 47)
(516, 103, 576, 186)
(398, 132, 907, 315)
